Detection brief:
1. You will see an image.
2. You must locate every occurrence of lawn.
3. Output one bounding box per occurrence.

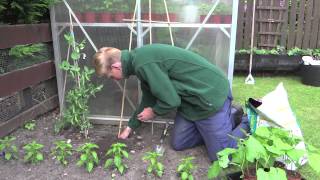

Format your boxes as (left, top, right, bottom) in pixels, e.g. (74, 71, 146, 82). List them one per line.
(232, 75, 320, 180)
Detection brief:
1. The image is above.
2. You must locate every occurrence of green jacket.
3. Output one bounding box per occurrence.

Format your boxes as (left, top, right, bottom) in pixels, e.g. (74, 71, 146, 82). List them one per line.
(121, 44, 229, 129)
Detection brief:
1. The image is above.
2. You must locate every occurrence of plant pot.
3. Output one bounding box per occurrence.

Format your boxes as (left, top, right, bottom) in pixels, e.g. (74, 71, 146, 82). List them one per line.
(200, 15, 222, 23)
(222, 15, 232, 24)
(113, 12, 126, 22)
(99, 12, 113, 23)
(74, 12, 83, 22)
(83, 12, 96, 23)
(300, 65, 320, 87)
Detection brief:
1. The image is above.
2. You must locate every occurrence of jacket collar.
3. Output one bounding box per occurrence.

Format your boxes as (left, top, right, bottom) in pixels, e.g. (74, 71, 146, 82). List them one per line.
(121, 50, 135, 78)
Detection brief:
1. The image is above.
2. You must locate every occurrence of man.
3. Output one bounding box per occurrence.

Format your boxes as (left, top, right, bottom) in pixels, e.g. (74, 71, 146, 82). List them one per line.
(93, 44, 249, 161)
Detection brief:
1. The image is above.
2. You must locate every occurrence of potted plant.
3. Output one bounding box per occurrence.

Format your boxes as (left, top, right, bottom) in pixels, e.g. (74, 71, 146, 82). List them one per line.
(199, 2, 231, 24)
(299, 49, 320, 87)
(208, 126, 320, 179)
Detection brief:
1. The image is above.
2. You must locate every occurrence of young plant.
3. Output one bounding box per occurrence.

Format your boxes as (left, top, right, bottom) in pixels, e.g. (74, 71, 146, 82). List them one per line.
(104, 142, 129, 175)
(142, 151, 164, 177)
(9, 44, 44, 58)
(76, 143, 99, 173)
(208, 127, 306, 179)
(0, 136, 18, 161)
(58, 33, 103, 138)
(23, 141, 44, 164)
(24, 120, 36, 131)
(177, 156, 196, 180)
(51, 140, 73, 166)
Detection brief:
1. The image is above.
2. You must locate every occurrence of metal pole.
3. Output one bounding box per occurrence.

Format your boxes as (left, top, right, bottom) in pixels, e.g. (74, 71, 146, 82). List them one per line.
(137, 0, 143, 47)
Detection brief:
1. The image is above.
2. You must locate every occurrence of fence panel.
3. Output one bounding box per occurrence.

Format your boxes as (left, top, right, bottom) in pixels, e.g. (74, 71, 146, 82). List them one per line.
(310, 0, 320, 48)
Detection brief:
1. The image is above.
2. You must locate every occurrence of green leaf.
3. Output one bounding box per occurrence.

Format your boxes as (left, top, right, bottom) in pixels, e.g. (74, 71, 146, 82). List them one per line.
(104, 159, 113, 169)
(76, 160, 84, 167)
(36, 153, 43, 161)
(5, 152, 12, 160)
(287, 149, 305, 163)
(188, 175, 194, 180)
(217, 148, 237, 156)
(255, 127, 272, 138)
(308, 152, 320, 173)
(207, 161, 221, 179)
(147, 165, 153, 173)
(118, 165, 124, 174)
(80, 154, 87, 161)
(87, 162, 94, 173)
(177, 164, 184, 172)
(114, 155, 121, 167)
(157, 162, 164, 171)
(156, 170, 163, 177)
(256, 167, 286, 180)
(121, 150, 129, 159)
(71, 51, 80, 60)
(218, 154, 230, 168)
(245, 136, 267, 162)
(181, 172, 188, 180)
(91, 151, 99, 164)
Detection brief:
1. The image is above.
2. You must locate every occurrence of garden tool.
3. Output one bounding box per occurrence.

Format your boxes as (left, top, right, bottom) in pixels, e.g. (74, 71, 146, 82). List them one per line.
(155, 122, 170, 156)
(245, 0, 256, 85)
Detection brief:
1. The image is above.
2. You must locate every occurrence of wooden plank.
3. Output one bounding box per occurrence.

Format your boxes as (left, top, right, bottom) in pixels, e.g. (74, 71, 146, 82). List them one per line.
(302, 0, 314, 48)
(295, 0, 306, 48)
(0, 95, 58, 138)
(236, 0, 246, 49)
(310, 0, 320, 48)
(244, 0, 254, 49)
(256, 6, 287, 10)
(258, 32, 281, 35)
(273, 0, 283, 47)
(287, 0, 297, 48)
(0, 23, 52, 49)
(0, 61, 56, 98)
(256, 19, 284, 23)
(280, 0, 289, 47)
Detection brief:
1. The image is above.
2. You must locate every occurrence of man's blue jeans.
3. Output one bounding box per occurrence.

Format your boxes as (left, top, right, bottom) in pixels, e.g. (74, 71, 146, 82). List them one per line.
(170, 92, 249, 161)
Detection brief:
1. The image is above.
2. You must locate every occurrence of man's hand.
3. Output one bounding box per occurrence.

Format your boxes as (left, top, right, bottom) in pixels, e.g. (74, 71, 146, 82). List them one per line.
(137, 107, 155, 122)
(118, 126, 132, 139)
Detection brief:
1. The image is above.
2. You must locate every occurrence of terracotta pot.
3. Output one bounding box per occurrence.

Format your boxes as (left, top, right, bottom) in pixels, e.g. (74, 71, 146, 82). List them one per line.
(99, 12, 113, 23)
(113, 12, 126, 22)
(83, 12, 96, 23)
(211, 15, 222, 23)
(222, 15, 232, 24)
(74, 12, 83, 22)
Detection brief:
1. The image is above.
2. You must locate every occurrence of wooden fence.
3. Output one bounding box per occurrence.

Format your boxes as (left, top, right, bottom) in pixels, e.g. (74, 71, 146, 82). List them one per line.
(236, 0, 320, 50)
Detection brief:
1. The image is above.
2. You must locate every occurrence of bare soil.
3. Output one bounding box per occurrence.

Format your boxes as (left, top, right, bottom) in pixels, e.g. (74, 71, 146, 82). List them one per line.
(0, 109, 211, 180)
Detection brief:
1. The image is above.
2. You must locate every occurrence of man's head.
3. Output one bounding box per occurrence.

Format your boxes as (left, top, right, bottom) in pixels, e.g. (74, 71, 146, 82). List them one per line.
(93, 47, 123, 80)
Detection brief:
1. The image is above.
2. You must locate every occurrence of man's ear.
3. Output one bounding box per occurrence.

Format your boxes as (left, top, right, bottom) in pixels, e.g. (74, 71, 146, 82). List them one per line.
(111, 62, 122, 69)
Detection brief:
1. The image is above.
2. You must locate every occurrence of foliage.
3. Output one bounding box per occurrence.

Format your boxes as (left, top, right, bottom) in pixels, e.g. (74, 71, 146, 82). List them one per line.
(0, 136, 18, 161)
(23, 141, 44, 164)
(176, 156, 196, 180)
(0, 0, 61, 24)
(287, 47, 313, 56)
(311, 49, 320, 59)
(57, 33, 103, 138)
(207, 127, 307, 179)
(24, 120, 36, 131)
(9, 44, 44, 59)
(104, 142, 129, 175)
(51, 140, 73, 166)
(142, 151, 164, 177)
(76, 143, 99, 173)
(199, 2, 232, 15)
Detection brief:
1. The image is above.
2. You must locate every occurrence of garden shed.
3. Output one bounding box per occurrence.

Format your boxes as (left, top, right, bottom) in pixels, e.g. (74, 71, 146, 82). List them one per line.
(50, 0, 238, 123)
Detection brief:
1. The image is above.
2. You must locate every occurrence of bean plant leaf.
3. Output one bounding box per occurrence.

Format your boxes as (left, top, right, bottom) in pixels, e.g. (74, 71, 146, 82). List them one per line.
(181, 172, 188, 179)
(121, 150, 129, 159)
(147, 165, 153, 173)
(188, 175, 194, 180)
(104, 159, 113, 168)
(87, 162, 94, 173)
(308, 152, 320, 173)
(245, 136, 267, 162)
(207, 161, 221, 179)
(256, 167, 286, 180)
(286, 149, 305, 163)
(5, 152, 12, 160)
(118, 165, 124, 174)
(114, 155, 121, 167)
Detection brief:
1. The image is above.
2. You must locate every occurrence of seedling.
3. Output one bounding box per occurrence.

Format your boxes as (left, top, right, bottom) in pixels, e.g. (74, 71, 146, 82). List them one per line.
(76, 143, 99, 173)
(177, 156, 196, 180)
(0, 136, 18, 161)
(104, 142, 129, 175)
(51, 140, 73, 166)
(24, 120, 36, 131)
(142, 151, 164, 177)
(23, 141, 44, 164)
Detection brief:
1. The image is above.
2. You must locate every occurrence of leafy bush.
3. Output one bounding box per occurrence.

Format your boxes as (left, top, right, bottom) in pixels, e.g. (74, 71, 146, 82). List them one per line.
(76, 143, 99, 173)
(104, 143, 129, 175)
(287, 47, 313, 56)
(177, 156, 196, 180)
(23, 141, 44, 164)
(0, 0, 61, 24)
(0, 136, 18, 161)
(142, 151, 164, 177)
(51, 140, 73, 166)
(9, 44, 45, 59)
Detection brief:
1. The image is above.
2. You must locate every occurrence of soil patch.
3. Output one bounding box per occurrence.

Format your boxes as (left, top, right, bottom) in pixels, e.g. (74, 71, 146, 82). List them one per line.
(0, 109, 211, 179)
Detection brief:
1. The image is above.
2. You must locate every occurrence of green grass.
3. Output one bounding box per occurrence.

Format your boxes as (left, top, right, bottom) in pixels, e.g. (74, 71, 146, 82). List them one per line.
(232, 76, 320, 179)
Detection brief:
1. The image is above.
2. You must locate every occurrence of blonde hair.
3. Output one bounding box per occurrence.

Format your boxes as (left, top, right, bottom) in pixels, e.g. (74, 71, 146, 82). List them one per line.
(92, 47, 121, 76)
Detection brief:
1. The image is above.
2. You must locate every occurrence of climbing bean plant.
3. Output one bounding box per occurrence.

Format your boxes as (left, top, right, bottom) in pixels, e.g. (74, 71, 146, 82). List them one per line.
(58, 33, 103, 138)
